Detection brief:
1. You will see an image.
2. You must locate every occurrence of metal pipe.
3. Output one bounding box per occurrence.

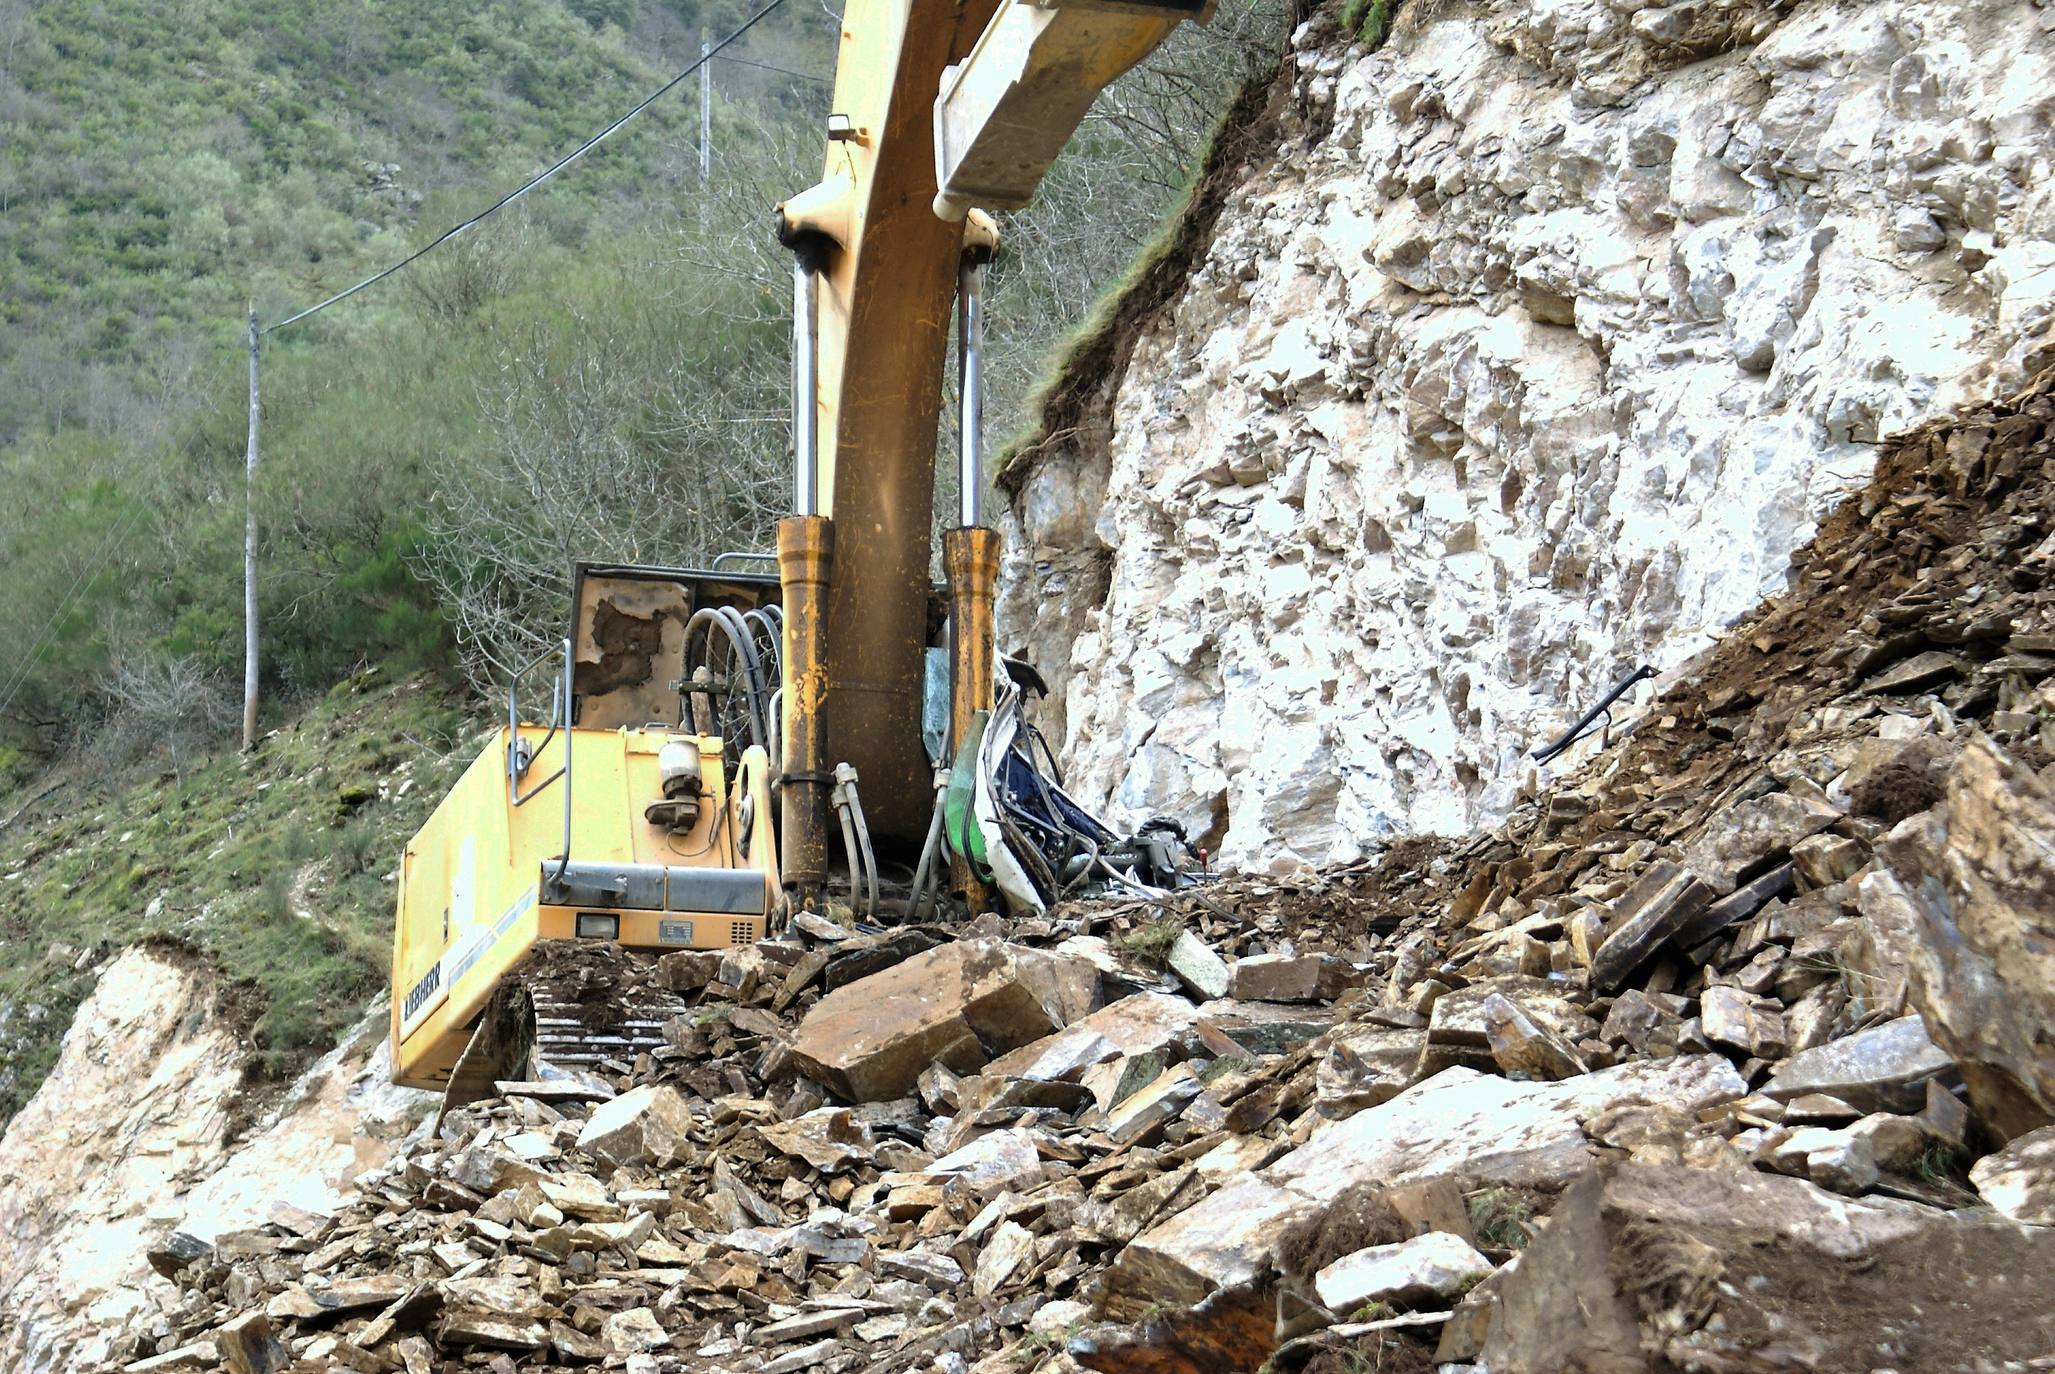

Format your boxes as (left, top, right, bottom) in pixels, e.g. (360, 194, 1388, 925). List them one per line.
(791, 260, 820, 516)
(941, 525, 1001, 913)
(956, 258, 985, 528)
(1531, 663, 1655, 764)
(838, 763, 879, 920)
(834, 793, 862, 916)
(777, 515, 833, 909)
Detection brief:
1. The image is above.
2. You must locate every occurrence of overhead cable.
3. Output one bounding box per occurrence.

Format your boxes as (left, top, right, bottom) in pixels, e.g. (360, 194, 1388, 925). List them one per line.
(263, 0, 792, 337)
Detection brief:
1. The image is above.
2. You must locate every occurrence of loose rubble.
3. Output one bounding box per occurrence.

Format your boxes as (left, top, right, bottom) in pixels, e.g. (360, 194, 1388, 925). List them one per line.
(116, 371, 2055, 1373)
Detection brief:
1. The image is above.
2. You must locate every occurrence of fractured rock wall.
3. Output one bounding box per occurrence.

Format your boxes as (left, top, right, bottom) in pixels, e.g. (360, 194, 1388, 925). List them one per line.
(1000, 0, 2055, 870)
(0, 947, 429, 1374)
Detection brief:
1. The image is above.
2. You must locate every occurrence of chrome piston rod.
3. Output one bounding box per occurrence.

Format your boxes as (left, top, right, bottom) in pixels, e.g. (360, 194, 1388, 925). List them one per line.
(956, 257, 985, 527)
(792, 258, 820, 515)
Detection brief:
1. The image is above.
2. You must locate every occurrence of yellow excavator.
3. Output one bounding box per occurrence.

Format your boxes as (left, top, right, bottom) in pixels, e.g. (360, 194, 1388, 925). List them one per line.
(390, 0, 1213, 1095)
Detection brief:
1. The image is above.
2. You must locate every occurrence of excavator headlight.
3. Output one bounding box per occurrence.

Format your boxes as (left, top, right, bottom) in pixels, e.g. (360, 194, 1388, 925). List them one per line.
(575, 913, 620, 940)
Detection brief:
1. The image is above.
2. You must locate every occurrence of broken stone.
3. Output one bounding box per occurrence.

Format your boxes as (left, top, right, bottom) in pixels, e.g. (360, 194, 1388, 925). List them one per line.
(1599, 989, 1682, 1055)
(1685, 791, 1843, 894)
(1969, 1122, 2055, 1224)
(1193, 999, 1338, 1054)
(789, 940, 1098, 1101)
(1316, 1028, 1428, 1117)
(1103, 1063, 1203, 1145)
(603, 1307, 670, 1355)
(1108, 1056, 1743, 1310)
(983, 992, 1197, 1082)
(214, 1312, 287, 1374)
(758, 1107, 875, 1174)
(1226, 951, 1356, 1003)
(575, 1082, 693, 1168)
(923, 1126, 1042, 1192)
(1865, 649, 1961, 694)
(1882, 736, 2055, 1141)
(877, 1247, 966, 1287)
(146, 1231, 214, 1280)
(1481, 1171, 1645, 1374)
(1698, 985, 1787, 1060)
(1166, 930, 1231, 1000)
(1429, 977, 1594, 1050)
(1672, 864, 1796, 950)
(760, 1338, 843, 1373)
(1590, 862, 1714, 991)
(1769, 1126, 1879, 1195)
(437, 1312, 548, 1351)
(1790, 832, 1868, 889)
(755, 1307, 866, 1343)
(1312, 1230, 1492, 1314)
(1763, 1014, 1954, 1114)
(125, 1344, 219, 1372)
(1480, 992, 1587, 1081)
(973, 1220, 1037, 1297)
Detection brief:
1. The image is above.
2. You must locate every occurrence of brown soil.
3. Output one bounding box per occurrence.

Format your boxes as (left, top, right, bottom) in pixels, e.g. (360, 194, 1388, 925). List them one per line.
(1576, 364, 2055, 852)
(1848, 758, 1948, 824)
(1662, 1218, 2055, 1373)
(1298, 1328, 1442, 1374)
(1275, 1184, 1411, 1281)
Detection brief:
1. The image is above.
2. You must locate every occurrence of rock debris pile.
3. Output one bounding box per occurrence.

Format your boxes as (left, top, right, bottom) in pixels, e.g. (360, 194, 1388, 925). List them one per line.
(123, 371, 2055, 1372)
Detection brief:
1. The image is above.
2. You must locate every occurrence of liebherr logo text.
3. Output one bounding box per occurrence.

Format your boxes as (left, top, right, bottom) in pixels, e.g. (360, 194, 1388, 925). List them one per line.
(403, 964, 441, 1021)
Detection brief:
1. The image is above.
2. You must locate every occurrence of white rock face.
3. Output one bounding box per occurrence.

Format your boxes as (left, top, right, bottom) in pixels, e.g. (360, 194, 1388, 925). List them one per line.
(1000, 0, 2055, 870)
(0, 949, 430, 1374)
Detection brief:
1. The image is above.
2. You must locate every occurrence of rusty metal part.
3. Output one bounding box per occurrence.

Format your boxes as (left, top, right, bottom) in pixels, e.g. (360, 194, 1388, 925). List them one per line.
(943, 525, 1001, 912)
(779, 514, 834, 909)
(439, 979, 536, 1115)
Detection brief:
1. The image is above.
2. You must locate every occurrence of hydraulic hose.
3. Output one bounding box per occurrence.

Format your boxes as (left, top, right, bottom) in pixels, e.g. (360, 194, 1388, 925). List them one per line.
(906, 769, 950, 923)
(835, 800, 864, 919)
(843, 766, 879, 920)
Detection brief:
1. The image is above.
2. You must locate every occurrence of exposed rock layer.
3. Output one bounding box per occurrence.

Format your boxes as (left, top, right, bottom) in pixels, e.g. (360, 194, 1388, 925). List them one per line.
(1001, 0, 2055, 868)
(0, 948, 428, 1374)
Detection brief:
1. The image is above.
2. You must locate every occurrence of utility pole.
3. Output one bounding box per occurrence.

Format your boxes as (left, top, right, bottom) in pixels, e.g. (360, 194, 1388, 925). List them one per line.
(699, 32, 712, 183)
(241, 305, 260, 752)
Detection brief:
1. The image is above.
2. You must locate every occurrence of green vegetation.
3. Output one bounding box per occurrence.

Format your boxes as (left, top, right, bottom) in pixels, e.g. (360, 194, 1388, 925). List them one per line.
(1918, 1140, 1963, 1188)
(1342, 0, 1397, 47)
(1116, 914, 1187, 965)
(1466, 1187, 1535, 1250)
(0, 671, 472, 1118)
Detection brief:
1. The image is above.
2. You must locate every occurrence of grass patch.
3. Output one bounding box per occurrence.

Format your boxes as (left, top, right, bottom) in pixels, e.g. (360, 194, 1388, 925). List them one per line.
(0, 674, 474, 1115)
(1466, 1186, 1534, 1250)
(1116, 916, 1186, 967)
(1918, 1141, 1963, 1187)
(995, 55, 1289, 496)
(1341, 0, 1397, 47)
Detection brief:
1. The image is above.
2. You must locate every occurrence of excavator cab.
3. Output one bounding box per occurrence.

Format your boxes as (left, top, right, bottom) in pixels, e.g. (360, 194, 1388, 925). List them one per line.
(388, 563, 784, 1093)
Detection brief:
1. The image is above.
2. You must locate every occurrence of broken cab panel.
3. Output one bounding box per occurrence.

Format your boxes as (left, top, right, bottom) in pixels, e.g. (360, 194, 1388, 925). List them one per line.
(389, 562, 783, 1092)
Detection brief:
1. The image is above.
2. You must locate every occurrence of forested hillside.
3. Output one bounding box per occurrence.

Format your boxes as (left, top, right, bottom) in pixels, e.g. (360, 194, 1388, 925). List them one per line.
(0, 0, 1285, 787)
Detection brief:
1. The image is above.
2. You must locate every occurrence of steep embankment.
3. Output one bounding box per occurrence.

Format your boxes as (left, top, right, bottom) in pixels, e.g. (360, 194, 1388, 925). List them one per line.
(0, 944, 429, 1374)
(1001, 0, 2055, 870)
(0, 673, 469, 1123)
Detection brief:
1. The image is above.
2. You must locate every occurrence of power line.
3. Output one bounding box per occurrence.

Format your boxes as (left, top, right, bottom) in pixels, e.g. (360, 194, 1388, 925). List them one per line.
(263, 0, 792, 337)
(714, 53, 829, 84)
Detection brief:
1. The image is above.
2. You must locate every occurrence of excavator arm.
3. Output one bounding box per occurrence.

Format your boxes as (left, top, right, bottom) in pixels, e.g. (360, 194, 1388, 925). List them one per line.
(773, 0, 1209, 907)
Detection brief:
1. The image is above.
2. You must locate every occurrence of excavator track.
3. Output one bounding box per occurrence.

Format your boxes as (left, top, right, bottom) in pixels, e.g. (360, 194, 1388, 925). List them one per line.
(439, 942, 690, 1112)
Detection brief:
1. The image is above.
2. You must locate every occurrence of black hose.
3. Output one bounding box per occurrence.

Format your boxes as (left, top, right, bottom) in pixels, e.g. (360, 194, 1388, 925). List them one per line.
(1531, 664, 1656, 764)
